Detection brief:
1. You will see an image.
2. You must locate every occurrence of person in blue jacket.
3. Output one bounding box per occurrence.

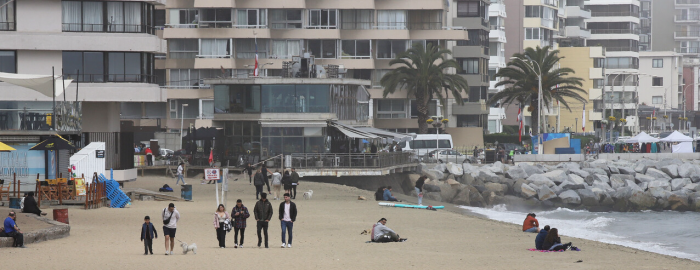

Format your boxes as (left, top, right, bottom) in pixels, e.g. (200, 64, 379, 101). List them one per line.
(383, 186, 399, 201)
(535, 225, 550, 250)
(141, 216, 158, 255)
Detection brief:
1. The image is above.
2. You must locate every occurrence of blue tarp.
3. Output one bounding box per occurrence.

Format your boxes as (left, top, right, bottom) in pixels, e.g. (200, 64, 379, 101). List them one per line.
(570, 139, 581, 154)
(531, 133, 572, 154)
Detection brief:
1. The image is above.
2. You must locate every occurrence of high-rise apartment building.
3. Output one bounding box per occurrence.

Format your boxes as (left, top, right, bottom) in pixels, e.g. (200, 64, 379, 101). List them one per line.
(0, 0, 166, 176)
(488, 0, 507, 133)
(158, 0, 492, 138)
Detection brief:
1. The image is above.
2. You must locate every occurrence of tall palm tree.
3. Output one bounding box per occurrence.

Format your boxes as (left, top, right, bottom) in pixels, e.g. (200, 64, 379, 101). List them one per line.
(489, 46, 587, 134)
(380, 43, 469, 134)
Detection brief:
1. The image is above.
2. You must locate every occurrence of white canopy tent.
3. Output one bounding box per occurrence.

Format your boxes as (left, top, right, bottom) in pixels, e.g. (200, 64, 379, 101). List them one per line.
(625, 132, 660, 143)
(660, 131, 694, 153)
(0, 72, 72, 97)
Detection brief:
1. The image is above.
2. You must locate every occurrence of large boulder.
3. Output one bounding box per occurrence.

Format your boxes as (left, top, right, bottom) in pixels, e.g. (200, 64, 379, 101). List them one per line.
(476, 170, 502, 183)
(560, 176, 586, 190)
(585, 174, 609, 186)
(526, 174, 556, 187)
(520, 184, 537, 198)
(635, 174, 656, 183)
(462, 163, 477, 175)
(671, 178, 691, 191)
(690, 193, 700, 210)
(634, 163, 649, 174)
(639, 182, 649, 191)
(612, 186, 635, 201)
(558, 162, 580, 172)
(543, 170, 569, 184)
(592, 180, 615, 193)
(683, 183, 700, 192)
(608, 166, 620, 174)
(660, 165, 680, 178)
(668, 194, 690, 211)
(609, 174, 632, 189)
(570, 169, 590, 179)
(577, 188, 600, 206)
(446, 163, 464, 176)
(452, 188, 470, 205)
(484, 182, 508, 196)
(677, 163, 696, 178)
(424, 192, 443, 202)
(423, 184, 441, 193)
(512, 179, 526, 194)
(648, 180, 671, 190)
(505, 167, 528, 179)
(618, 167, 636, 176)
(583, 168, 608, 177)
(551, 185, 564, 195)
(458, 173, 475, 186)
(536, 185, 557, 201)
(487, 162, 504, 174)
(624, 180, 643, 192)
(559, 190, 581, 205)
(691, 174, 700, 184)
(468, 186, 485, 207)
(629, 191, 657, 210)
(518, 163, 544, 177)
(433, 163, 447, 173)
(646, 168, 672, 180)
(648, 187, 670, 199)
(422, 169, 444, 181)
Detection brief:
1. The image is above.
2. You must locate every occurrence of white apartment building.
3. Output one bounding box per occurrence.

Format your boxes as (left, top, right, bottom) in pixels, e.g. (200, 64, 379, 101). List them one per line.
(487, 0, 506, 134)
(639, 51, 683, 112)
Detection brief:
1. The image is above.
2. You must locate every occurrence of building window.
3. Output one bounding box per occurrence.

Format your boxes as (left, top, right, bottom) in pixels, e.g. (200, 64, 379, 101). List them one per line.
(652, 59, 663, 68)
(594, 58, 605, 68)
(260, 84, 330, 113)
(653, 77, 663, 86)
(62, 51, 154, 83)
(458, 58, 479, 74)
(214, 84, 261, 113)
(0, 0, 14, 31)
(169, 69, 223, 88)
(199, 39, 232, 58)
(407, 10, 442, 30)
(340, 10, 373, 30)
(371, 69, 390, 88)
(169, 39, 199, 59)
(0, 50, 16, 73)
(270, 40, 301, 59)
(340, 40, 371, 59)
(652, 96, 663, 104)
(457, 1, 480, 17)
(199, 8, 232, 28)
(269, 9, 302, 29)
(376, 40, 407, 59)
(235, 39, 268, 59)
(376, 99, 406, 119)
(169, 9, 198, 27)
(525, 28, 541, 40)
(308, 9, 337, 29)
(409, 100, 437, 118)
(525, 6, 541, 18)
(377, 10, 407, 29)
(236, 9, 266, 28)
(307, 40, 337, 59)
(593, 79, 604, 89)
(62, 1, 154, 33)
(457, 29, 489, 47)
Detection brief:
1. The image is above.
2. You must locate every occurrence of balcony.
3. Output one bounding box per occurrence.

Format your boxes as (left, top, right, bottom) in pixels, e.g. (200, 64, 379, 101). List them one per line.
(589, 68, 604, 79)
(588, 110, 602, 121)
(306, 0, 374, 9)
(163, 27, 271, 39)
(676, 0, 700, 5)
(675, 14, 700, 23)
(590, 11, 640, 17)
(565, 6, 591, 19)
(489, 26, 507, 43)
(0, 31, 164, 53)
(674, 31, 700, 39)
(488, 0, 507, 18)
(590, 28, 641, 35)
(565, 26, 591, 39)
(452, 101, 488, 115)
(410, 28, 468, 40)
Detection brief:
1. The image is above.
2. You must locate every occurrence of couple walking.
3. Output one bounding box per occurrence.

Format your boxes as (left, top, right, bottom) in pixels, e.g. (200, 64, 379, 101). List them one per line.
(252, 192, 297, 248)
(214, 199, 250, 248)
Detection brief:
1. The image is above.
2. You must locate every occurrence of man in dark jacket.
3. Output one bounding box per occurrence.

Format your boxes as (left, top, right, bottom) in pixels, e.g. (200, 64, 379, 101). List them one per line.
(290, 168, 300, 199)
(535, 225, 550, 250)
(244, 163, 254, 185)
(278, 193, 297, 248)
(253, 193, 273, 248)
(253, 168, 270, 200)
(141, 216, 158, 255)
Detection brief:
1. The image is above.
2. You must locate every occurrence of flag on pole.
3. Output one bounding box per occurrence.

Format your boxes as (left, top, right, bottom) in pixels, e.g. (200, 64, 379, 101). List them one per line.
(517, 104, 523, 142)
(582, 104, 586, 132)
(208, 148, 214, 165)
(254, 38, 259, 76)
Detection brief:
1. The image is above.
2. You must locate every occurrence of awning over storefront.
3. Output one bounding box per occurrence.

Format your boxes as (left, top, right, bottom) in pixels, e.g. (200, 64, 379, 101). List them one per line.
(329, 122, 379, 139)
(355, 127, 414, 142)
(260, 121, 328, 128)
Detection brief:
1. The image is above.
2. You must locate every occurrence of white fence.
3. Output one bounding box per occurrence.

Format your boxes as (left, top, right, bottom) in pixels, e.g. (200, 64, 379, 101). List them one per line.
(514, 153, 700, 163)
(69, 142, 106, 184)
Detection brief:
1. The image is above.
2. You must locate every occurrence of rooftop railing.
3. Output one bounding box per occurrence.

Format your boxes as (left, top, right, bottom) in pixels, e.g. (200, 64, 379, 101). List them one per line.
(290, 152, 415, 169)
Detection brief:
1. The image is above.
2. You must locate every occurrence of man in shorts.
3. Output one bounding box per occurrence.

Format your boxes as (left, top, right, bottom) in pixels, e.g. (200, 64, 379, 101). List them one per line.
(162, 203, 180, 255)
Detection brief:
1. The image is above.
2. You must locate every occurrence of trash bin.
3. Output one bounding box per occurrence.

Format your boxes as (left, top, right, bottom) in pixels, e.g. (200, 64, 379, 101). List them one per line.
(9, 198, 21, 209)
(181, 184, 192, 201)
(53, 209, 69, 224)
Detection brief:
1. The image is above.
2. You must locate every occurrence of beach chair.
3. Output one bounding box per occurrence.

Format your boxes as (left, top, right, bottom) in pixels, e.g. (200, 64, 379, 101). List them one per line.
(38, 181, 52, 201)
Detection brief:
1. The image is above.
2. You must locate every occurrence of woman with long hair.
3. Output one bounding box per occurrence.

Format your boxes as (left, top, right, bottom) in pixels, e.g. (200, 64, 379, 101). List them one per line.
(213, 204, 230, 248)
(542, 228, 572, 251)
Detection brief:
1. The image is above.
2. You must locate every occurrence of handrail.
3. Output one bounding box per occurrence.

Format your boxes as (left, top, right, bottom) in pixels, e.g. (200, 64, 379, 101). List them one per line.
(252, 154, 283, 168)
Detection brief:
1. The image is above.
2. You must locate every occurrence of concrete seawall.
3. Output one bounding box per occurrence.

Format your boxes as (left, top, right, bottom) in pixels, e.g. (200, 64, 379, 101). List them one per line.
(1, 215, 70, 248)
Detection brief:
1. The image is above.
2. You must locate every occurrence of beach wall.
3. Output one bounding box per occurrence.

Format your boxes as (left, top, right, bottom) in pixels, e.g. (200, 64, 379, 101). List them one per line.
(0, 215, 70, 247)
(303, 173, 414, 197)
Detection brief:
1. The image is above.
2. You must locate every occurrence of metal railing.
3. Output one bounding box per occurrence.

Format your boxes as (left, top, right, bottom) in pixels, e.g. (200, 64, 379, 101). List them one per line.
(590, 11, 640, 17)
(62, 23, 156, 34)
(290, 152, 414, 169)
(677, 0, 700, 5)
(590, 28, 640, 34)
(408, 22, 443, 30)
(63, 74, 158, 83)
(603, 46, 640, 52)
(0, 102, 81, 132)
(675, 31, 700, 38)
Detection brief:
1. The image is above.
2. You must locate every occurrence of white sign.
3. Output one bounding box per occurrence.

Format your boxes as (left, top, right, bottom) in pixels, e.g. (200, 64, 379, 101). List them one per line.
(205, 168, 220, 180)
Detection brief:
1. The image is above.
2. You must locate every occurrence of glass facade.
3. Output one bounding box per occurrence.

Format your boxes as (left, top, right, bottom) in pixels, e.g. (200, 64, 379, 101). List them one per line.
(214, 84, 330, 113)
(222, 121, 327, 161)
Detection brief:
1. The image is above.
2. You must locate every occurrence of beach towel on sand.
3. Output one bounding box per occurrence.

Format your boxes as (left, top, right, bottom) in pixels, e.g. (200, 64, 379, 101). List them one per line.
(528, 248, 580, 252)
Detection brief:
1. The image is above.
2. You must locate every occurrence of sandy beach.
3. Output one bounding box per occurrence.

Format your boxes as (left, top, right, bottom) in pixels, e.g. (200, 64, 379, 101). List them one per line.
(1, 174, 698, 269)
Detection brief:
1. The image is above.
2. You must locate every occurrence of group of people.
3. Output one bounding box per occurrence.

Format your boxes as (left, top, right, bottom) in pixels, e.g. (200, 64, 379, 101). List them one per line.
(244, 163, 300, 200)
(134, 143, 155, 166)
(374, 186, 400, 202)
(523, 213, 574, 251)
(586, 141, 674, 154)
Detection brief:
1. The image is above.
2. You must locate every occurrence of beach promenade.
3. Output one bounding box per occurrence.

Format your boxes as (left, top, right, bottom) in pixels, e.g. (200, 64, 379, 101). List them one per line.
(1, 175, 698, 269)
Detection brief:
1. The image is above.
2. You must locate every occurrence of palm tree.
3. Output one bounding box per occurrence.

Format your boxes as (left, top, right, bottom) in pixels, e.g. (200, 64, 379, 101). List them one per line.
(489, 46, 587, 134)
(380, 43, 469, 134)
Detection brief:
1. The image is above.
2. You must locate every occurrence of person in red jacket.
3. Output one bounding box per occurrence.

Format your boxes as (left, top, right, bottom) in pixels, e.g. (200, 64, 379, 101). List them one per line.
(145, 147, 153, 166)
(522, 213, 540, 233)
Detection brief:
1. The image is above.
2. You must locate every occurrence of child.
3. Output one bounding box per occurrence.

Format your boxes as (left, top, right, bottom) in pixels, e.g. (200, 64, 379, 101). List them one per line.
(141, 216, 158, 255)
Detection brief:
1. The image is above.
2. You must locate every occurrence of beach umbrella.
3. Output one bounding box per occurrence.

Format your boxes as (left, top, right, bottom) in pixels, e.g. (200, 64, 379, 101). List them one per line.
(29, 135, 76, 151)
(0, 141, 15, 152)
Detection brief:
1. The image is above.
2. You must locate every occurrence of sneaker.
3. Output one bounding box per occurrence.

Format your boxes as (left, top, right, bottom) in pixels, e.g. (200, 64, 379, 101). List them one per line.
(144, 253, 148, 255)
(287, 244, 292, 248)
(258, 243, 261, 248)
(234, 244, 238, 248)
(281, 243, 286, 248)
(170, 251, 174, 255)
(239, 245, 243, 248)
(165, 252, 169, 255)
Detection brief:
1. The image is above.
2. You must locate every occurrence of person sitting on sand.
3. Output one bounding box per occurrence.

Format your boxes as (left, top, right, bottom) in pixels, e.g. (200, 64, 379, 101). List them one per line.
(21, 192, 46, 216)
(373, 218, 406, 242)
(375, 187, 386, 201)
(383, 186, 399, 202)
(522, 213, 540, 233)
(542, 228, 572, 251)
(535, 225, 550, 250)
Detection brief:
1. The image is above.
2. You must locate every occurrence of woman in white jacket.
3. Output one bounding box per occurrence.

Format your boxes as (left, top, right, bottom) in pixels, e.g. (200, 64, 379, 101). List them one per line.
(271, 170, 282, 200)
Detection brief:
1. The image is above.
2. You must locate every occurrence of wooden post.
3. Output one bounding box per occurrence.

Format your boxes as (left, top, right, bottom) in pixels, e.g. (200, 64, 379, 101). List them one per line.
(84, 183, 88, 210)
(57, 182, 63, 205)
(13, 173, 16, 198)
(16, 180, 20, 198)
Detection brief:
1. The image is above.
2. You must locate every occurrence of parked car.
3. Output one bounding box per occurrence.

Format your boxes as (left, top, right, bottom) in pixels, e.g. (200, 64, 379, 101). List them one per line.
(159, 148, 174, 157)
(424, 149, 476, 163)
(501, 143, 527, 154)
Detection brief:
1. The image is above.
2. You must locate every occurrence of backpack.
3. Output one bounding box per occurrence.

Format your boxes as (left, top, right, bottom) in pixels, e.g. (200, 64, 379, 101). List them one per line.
(159, 184, 173, 192)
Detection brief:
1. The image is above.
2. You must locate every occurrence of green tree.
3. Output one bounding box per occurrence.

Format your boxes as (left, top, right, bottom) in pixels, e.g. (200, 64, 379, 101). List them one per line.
(380, 43, 469, 134)
(488, 46, 587, 134)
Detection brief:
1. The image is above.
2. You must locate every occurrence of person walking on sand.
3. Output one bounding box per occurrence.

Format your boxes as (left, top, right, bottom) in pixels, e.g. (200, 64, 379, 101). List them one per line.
(261, 163, 272, 192)
(231, 199, 250, 248)
(141, 216, 158, 255)
(271, 169, 282, 200)
(282, 170, 292, 196)
(290, 168, 300, 199)
(176, 162, 186, 185)
(254, 193, 273, 248)
(162, 203, 180, 255)
(244, 163, 254, 185)
(253, 168, 270, 200)
(214, 204, 231, 248)
(279, 193, 297, 248)
(415, 176, 426, 206)
(522, 213, 540, 233)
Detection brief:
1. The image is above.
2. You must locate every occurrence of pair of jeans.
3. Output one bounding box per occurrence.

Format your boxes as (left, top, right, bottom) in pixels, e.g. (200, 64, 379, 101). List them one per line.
(176, 174, 185, 185)
(255, 185, 263, 199)
(143, 237, 153, 253)
(415, 187, 422, 205)
(216, 222, 226, 247)
(281, 220, 293, 245)
(9, 232, 23, 247)
(234, 227, 245, 246)
(256, 221, 269, 247)
(147, 154, 153, 166)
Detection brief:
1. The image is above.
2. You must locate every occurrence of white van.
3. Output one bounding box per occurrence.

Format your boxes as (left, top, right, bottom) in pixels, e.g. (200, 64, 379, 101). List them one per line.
(400, 134, 454, 156)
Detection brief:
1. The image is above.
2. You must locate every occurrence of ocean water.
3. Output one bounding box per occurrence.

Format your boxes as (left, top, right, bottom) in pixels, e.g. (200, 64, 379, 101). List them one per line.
(459, 205, 700, 262)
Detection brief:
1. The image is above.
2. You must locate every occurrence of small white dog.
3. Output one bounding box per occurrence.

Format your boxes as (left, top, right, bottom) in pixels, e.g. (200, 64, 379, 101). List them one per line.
(179, 240, 198, 254)
(303, 190, 313, 200)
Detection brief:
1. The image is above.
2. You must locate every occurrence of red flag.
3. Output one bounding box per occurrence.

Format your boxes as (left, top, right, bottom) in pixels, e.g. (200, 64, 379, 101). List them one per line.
(208, 149, 214, 165)
(254, 38, 259, 76)
(517, 104, 523, 142)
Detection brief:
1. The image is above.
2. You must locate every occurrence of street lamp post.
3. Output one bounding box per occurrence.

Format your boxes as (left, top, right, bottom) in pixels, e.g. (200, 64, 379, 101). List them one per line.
(180, 103, 189, 150)
(575, 118, 578, 134)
